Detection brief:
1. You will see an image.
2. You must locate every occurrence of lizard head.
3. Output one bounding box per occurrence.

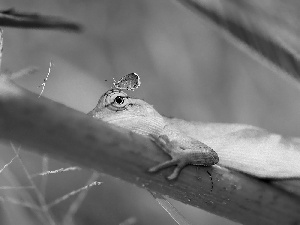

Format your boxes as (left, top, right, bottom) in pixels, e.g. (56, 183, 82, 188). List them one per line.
(88, 89, 165, 136)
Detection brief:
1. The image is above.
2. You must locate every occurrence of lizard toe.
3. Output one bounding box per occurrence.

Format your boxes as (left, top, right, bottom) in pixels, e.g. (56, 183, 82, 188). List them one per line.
(148, 159, 178, 173)
(167, 164, 185, 180)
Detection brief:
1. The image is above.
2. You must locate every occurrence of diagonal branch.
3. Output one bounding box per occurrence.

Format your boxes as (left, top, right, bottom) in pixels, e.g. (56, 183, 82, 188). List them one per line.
(0, 77, 299, 225)
(0, 8, 82, 32)
(178, 0, 300, 86)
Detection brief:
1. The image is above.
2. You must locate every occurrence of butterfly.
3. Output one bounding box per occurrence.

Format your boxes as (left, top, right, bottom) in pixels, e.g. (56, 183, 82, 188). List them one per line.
(113, 73, 141, 91)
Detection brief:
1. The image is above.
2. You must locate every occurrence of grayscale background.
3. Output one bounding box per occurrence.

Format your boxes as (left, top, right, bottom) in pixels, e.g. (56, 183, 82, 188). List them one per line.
(1, 0, 300, 224)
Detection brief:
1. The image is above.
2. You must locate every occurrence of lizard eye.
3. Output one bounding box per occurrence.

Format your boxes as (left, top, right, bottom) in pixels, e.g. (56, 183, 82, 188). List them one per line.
(110, 95, 129, 110)
(114, 96, 124, 105)
(103, 89, 130, 111)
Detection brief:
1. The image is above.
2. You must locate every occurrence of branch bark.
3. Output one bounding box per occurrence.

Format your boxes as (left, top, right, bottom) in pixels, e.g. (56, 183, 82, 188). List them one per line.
(0, 8, 81, 32)
(0, 77, 299, 225)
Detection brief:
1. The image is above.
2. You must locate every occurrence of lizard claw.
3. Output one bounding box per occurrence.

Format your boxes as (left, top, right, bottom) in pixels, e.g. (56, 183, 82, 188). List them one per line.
(167, 165, 185, 180)
(148, 133, 218, 180)
(149, 161, 187, 180)
(148, 155, 192, 180)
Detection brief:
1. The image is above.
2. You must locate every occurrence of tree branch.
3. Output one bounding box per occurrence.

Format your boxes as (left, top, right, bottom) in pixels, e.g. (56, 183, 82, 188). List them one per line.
(0, 8, 81, 32)
(0, 77, 299, 225)
(178, 0, 300, 86)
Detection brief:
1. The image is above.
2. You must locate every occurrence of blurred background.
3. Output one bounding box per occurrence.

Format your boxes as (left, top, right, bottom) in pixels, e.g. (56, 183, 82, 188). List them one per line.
(1, 0, 300, 224)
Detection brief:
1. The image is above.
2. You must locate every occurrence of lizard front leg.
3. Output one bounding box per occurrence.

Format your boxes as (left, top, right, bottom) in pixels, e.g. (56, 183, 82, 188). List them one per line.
(148, 134, 219, 180)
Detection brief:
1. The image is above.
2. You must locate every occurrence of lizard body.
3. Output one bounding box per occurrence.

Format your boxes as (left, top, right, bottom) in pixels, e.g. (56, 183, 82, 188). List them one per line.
(88, 89, 300, 179)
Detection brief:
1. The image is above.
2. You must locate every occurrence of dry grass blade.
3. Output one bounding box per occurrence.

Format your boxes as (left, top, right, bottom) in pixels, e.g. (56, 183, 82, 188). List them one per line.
(0, 186, 33, 190)
(10, 143, 57, 225)
(150, 191, 192, 225)
(9, 67, 38, 80)
(0, 196, 41, 211)
(119, 217, 137, 225)
(38, 61, 53, 98)
(40, 156, 48, 197)
(178, 0, 300, 86)
(30, 166, 81, 178)
(62, 172, 100, 225)
(0, 29, 2, 72)
(0, 8, 82, 32)
(0, 152, 18, 174)
(47, 180, 102, 209)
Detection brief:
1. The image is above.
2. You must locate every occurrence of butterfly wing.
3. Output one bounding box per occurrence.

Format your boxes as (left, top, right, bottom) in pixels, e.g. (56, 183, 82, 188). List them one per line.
(113, 73, 141, 91)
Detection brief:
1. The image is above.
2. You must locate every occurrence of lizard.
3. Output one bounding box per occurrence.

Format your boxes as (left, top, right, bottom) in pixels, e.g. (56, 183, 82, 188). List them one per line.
(88, 88, 300, 180)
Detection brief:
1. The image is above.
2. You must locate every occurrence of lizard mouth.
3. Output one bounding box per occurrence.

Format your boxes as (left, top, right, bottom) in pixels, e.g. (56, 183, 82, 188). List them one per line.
(211, 151, 219, 164)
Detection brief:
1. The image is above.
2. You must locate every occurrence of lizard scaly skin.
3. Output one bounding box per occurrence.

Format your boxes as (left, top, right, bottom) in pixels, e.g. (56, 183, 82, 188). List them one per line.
(88, 89, 219, 180)
(88, 89, 300, 179)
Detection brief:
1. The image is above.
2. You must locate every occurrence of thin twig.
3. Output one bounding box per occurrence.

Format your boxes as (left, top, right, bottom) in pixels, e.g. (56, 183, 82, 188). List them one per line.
(0, 8, 81, 32)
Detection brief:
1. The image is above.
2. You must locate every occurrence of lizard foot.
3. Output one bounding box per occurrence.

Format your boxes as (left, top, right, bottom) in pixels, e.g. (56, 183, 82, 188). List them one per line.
(148, 134, 218, 180)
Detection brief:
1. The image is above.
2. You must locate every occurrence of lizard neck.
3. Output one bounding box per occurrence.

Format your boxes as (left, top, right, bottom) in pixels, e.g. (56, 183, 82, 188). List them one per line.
(104, 114, 166, 136)
(89, 96, 167, 137)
